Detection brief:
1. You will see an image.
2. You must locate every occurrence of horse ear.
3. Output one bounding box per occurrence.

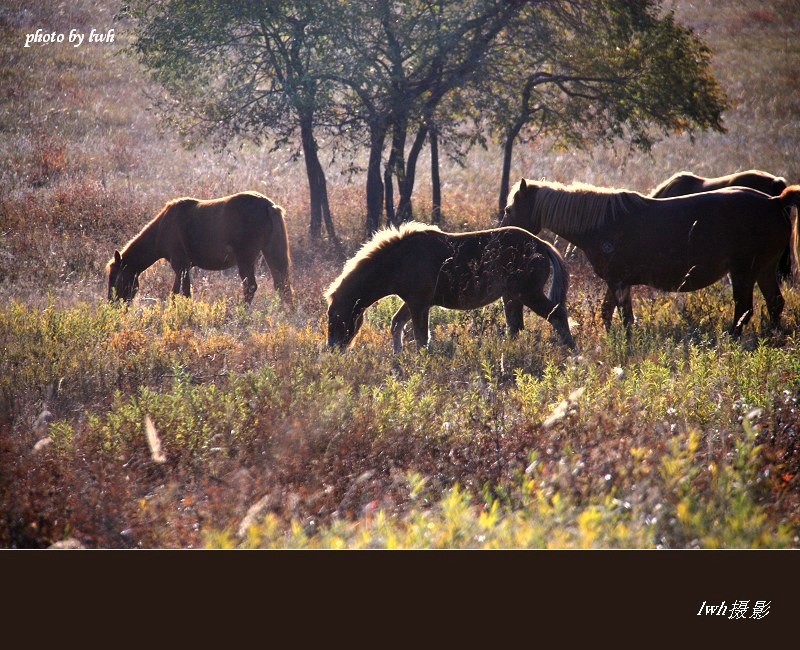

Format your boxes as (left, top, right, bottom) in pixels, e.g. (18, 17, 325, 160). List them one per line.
(519, 178, 528, 193)
(114, 250, 122, 265)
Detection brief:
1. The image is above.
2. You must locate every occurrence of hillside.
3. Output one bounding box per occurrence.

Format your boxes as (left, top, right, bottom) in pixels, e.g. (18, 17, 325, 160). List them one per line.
(1, 0, 799, 549)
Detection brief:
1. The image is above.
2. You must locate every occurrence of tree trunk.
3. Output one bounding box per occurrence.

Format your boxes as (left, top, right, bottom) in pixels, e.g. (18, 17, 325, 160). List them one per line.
(300, 125, 342, 254)
(366, 124, 387, 234)
(300, 119, 326, 239)
(396, 123, 428, 223)
(498, 122, 524, 221)
(430, 125, 441, 224)
(387, 119, 408, 226)
(384, 148, 396, 227)
(318, 178, 343, 257)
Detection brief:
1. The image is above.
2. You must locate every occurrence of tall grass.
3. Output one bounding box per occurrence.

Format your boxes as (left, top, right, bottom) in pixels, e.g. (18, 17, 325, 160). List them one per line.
(1, 294, 798, 547)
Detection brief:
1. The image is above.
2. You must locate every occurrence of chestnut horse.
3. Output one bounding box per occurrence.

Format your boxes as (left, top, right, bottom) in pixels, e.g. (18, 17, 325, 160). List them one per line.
(503, 178, 800, 337)
(107, 191, 293, 308)
(650, 169, 792, 281)
(325, 222, 576, 352)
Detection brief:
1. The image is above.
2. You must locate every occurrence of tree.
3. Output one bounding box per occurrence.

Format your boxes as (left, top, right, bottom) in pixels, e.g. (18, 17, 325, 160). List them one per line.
(335, 0, 727, 232)
(125, 0, 728, 243)
(470, 0, 729, 216)
(325, 0, 526, 233)
(124, 0, 343, 248)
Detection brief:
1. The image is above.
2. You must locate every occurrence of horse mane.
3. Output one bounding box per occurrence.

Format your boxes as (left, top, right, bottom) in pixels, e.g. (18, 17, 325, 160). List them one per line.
(512, 178, 649, 234)
(106, 197, 197, 269)
(325, 221, 440, 300)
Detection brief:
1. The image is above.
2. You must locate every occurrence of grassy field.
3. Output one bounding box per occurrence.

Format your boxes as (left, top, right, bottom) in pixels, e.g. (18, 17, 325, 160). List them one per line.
(1, 0, 799, 548)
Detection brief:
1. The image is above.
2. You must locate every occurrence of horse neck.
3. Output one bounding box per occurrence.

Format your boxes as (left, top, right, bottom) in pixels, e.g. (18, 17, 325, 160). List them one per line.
(535, 189, 636, 239)
(121, 218, 164, 273)
(551, 226, 596, 252)
(342, 250, 400, 315)
(345, 271, 390, 315)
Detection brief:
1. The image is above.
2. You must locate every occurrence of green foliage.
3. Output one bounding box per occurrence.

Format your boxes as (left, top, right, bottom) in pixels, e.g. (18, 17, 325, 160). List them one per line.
(212, 433, 792, 548)
(2, 286, 799, 548)
(124, 0, 728, 230)
(482, 0, 728, 149)
(207, 475, 657, 549)
(123, 0, 337, 149)
(657, 422, 793, 548)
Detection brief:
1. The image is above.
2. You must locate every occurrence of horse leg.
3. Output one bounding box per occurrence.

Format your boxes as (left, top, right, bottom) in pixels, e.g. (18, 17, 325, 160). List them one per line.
(778, 246, 792, 284)
(521, 292, 576, 349)
(409, 305, 431, 351)
(182, 268, 192, 297)
(502, 297, 524, 337)
(262, 246, 293, 309)
(729, 272, 756, 337)
(238, 263, 257, 305)
(173, 215, 193, 298)
(600, 287, 617, 331)
(172, 265, 191, 298)
(756, 264, 785, 330)
(615, 286, 634, 336)
(391, 303, 412, 353)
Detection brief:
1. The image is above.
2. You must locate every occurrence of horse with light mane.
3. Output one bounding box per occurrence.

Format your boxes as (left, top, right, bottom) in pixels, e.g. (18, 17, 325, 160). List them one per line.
(503, 178, 800, 337)
(325, 222, 576, 352)
(107, 191, 293, 308)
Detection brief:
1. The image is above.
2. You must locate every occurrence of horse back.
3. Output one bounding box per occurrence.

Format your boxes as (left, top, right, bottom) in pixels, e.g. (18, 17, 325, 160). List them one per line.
(720, 170, 787, 196)
(583, 188, 788, 291)
(652, 169, 786, 198)
(650, 172, 704, 197)
(646, 187, 783, 229)
(189, 192, 274, 240)
(168, 192, 277, 269)
(428, 228, 551, 308)
(447, 227, 546, 265)
(625, 188, 787, 262)
(220, 190, 276, 215)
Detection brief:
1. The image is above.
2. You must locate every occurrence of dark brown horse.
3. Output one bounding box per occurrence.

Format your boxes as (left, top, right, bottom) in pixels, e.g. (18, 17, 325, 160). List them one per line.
(649, 169, 788, 199)
(325, 222, 576, 352)
(503, 178, 800, 337)
(107, 191, 293, 308)
(650, 169, 792, 281)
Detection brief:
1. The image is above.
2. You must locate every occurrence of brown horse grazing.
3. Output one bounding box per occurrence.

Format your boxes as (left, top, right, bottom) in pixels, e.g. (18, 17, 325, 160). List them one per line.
(324, 222, 576, 352)
(107, 191, 293, 308)
(650, 169, 792, 281)
(503, 178, 800, 337)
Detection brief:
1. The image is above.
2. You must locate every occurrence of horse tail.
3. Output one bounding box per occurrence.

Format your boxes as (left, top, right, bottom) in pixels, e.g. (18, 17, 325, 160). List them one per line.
(542, 239, 569, 308)
(263, 201, 294, 309)
(778, 186, 800, 283)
